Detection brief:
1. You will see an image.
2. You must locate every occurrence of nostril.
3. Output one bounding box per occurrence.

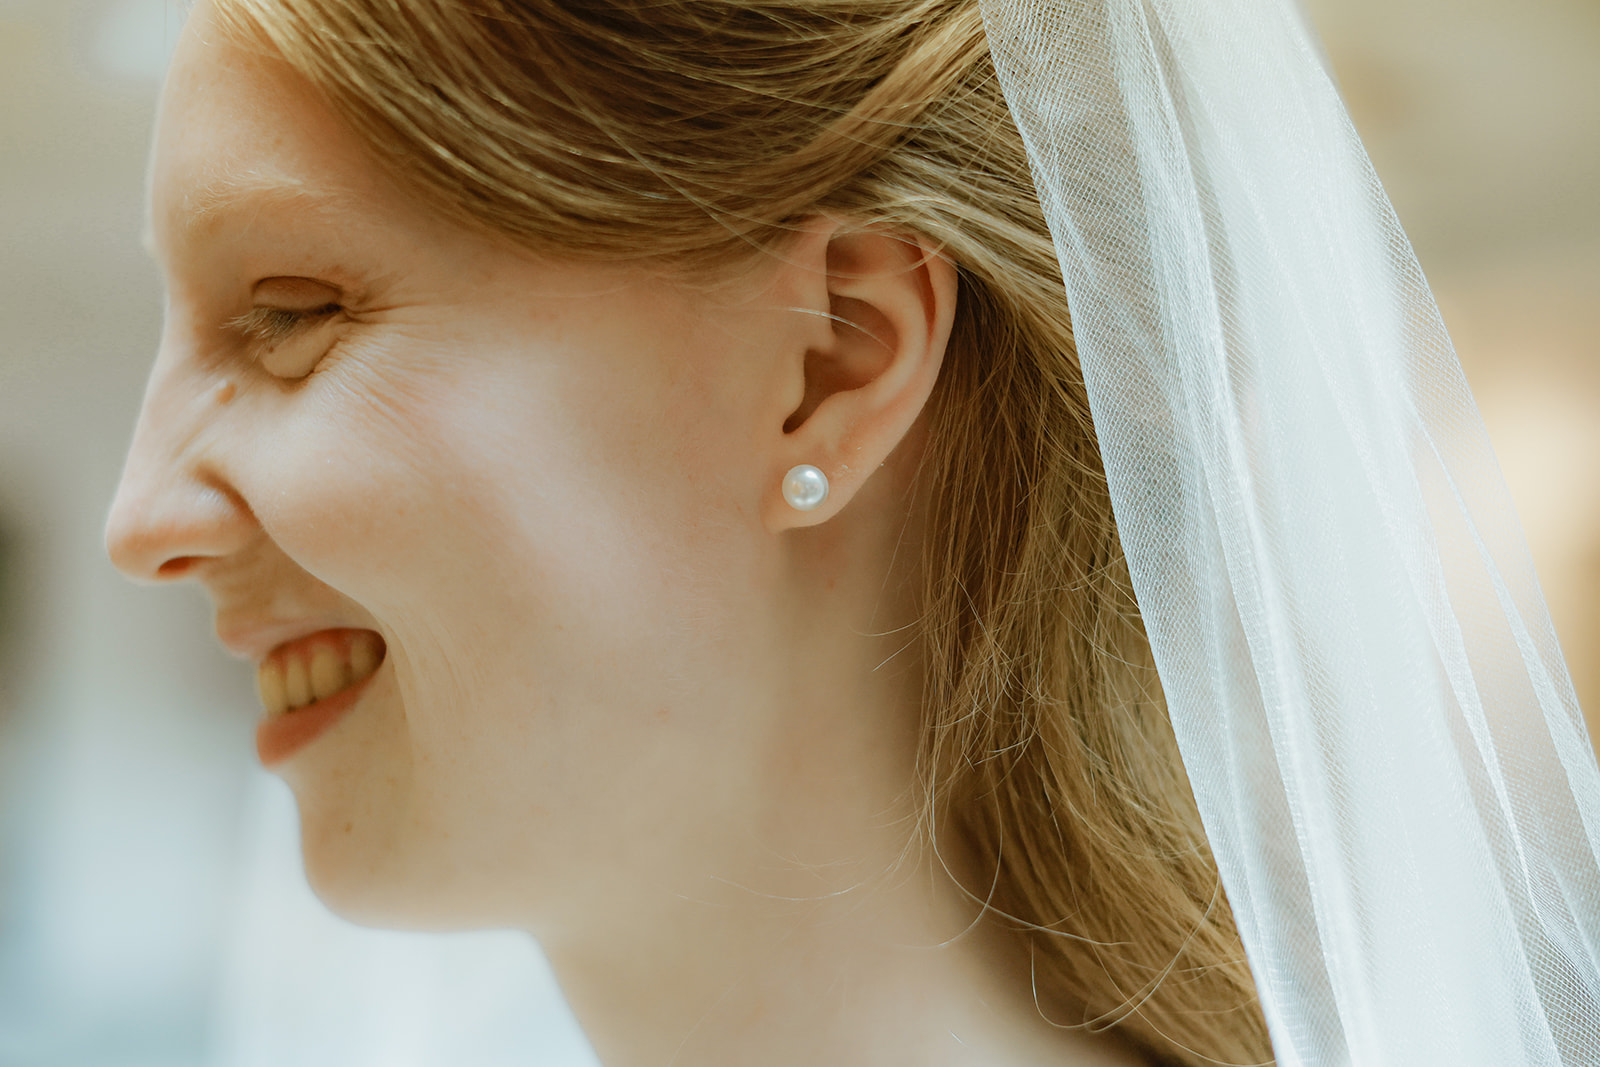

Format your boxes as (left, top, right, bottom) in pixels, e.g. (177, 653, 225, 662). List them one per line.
(156, 556, 204, 579)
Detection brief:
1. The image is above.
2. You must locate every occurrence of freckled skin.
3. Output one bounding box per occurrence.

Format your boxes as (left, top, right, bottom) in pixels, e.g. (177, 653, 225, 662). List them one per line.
(104, 5, 1153, 1066)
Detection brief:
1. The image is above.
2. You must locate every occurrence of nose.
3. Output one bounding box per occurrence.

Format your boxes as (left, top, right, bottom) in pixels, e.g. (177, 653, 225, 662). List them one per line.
(105, 365, 256, 583)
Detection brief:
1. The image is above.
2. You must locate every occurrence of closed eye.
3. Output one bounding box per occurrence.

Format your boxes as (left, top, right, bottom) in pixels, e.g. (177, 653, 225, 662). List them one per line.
(226, 303, 343, 347)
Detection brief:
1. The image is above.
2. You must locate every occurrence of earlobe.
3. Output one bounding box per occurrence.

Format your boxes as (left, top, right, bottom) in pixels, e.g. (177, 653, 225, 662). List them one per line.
(761, 222, 957, 534)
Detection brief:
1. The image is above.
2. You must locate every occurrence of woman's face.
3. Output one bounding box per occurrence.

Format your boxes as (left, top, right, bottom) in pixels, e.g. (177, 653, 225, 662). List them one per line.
(107, 2, 884, 930)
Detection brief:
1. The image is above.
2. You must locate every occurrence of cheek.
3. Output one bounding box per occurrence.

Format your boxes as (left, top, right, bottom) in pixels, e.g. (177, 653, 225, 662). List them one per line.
(251, 392, 489, 596)
(238, 323, 759, 704)
(228, 301, 778, 883)
(233, 295, 768, 780)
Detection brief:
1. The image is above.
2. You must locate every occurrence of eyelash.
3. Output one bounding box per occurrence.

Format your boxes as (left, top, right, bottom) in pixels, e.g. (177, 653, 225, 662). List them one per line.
(226, 302, 343, 348)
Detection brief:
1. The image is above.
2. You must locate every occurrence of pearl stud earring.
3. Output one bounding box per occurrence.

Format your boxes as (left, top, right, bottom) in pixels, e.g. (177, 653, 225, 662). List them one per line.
(782, 464, 829, 512)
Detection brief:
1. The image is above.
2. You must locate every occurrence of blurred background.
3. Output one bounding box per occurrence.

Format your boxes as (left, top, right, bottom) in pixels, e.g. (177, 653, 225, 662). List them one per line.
(0, 0, 1594, 1064)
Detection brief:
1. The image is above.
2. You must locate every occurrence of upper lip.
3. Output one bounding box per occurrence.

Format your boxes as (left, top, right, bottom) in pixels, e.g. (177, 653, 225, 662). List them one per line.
(214, 615, 361, 663)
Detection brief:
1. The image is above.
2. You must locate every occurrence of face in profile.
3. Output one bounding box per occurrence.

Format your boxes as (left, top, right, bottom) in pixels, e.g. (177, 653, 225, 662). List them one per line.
(107, 0, 961, 947)
(106, 0, 909, 932)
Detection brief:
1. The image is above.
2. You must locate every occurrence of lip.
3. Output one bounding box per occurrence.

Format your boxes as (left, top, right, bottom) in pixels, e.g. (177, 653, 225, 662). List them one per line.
(255, 669, 377, 766)
(217, 616, 354, 663)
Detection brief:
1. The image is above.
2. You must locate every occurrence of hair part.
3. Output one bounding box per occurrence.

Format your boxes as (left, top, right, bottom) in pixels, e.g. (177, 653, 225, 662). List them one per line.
(211, 1, 1274, 1062)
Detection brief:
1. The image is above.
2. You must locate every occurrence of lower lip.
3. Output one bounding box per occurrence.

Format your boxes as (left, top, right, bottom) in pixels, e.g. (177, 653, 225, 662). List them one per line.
(255, 673, 376, 767)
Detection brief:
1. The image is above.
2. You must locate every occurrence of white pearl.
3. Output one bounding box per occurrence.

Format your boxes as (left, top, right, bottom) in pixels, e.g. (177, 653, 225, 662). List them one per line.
(782, 464, 829, 512)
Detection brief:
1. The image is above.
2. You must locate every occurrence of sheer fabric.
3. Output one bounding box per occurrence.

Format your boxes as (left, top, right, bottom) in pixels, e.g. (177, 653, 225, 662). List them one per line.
(978, 0, 1600, 1062)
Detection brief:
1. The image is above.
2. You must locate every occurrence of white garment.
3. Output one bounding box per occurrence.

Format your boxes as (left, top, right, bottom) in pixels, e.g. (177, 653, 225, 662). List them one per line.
(979, 0, 1600, 1062)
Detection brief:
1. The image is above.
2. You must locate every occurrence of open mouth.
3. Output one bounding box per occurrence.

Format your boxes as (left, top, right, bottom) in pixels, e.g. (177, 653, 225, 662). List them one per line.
(256, 629, 386, 716)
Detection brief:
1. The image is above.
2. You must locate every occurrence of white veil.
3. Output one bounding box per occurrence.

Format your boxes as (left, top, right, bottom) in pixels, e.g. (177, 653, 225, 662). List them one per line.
(978, 0, 1600, 1062)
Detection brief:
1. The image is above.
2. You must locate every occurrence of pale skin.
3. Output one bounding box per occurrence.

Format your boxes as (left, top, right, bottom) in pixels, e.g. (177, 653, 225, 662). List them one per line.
(106, 5, 1149, 1065)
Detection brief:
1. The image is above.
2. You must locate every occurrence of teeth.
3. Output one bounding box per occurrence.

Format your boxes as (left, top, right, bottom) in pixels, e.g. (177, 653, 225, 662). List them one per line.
(310, 646, 347, 701)
(255, 631, 385, 717)
(257, 662, 287, 717)
(284, 655, 311, 709)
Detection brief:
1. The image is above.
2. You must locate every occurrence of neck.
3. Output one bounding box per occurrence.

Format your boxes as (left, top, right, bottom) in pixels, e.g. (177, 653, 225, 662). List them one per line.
(541, 815, 1145, 1066)
(523, 454, 1150, 1066)
(528, 630, 1148, 1066)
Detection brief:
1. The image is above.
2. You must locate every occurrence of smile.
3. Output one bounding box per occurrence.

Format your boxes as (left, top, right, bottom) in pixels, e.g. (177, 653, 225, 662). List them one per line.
(257, 628, 385, 716)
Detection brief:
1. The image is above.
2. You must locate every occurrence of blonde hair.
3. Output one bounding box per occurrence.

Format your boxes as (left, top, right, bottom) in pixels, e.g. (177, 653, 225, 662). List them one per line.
(211, 1, 1273, 1062)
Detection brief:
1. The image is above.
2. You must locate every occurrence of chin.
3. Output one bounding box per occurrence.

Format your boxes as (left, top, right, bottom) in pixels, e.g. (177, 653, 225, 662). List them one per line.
(293, 791, 521, 934)
(288, 788, 436, 935)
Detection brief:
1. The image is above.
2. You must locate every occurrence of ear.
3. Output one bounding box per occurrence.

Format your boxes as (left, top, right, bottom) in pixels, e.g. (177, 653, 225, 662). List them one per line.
(761, 220, 958, 533)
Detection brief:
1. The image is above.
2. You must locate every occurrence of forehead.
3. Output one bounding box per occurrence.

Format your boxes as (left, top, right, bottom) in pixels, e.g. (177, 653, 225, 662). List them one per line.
(149, 2, 391, 252)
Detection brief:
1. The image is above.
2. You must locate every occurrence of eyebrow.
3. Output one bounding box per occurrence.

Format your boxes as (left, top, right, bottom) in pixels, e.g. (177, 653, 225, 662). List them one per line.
(143, 166, 364, 257)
